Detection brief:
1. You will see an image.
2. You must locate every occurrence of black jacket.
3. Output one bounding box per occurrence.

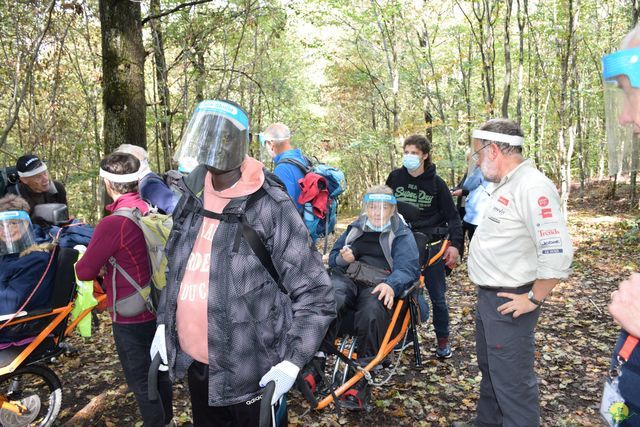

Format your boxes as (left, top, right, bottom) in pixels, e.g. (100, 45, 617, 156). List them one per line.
(158, 164, 335, 406)
(8, 181, 67, 212)
(386, 164, 463, 251)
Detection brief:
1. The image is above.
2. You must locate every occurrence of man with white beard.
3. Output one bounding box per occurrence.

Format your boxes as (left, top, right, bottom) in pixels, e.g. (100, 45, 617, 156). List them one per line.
(455, 118, 573, 427)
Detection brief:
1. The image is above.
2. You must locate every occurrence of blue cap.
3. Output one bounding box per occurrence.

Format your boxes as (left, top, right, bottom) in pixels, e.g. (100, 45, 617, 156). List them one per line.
(363, 193, 397, 204)
(0, 210, 31, 223)
(602, 47, 640, 88)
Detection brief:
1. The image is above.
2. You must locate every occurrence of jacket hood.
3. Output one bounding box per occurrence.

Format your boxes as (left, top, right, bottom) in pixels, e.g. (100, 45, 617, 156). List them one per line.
(106, 192, 149, 214)
(182, 157, 265, 198)
(204, 156, 265, 199)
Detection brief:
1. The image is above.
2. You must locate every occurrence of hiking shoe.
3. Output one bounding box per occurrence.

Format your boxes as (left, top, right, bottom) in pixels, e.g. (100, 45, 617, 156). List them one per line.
(435, 344, 453, 359)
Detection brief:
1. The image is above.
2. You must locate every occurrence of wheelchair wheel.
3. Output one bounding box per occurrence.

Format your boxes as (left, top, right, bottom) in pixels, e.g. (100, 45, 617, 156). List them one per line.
(0, 364, 62, 427)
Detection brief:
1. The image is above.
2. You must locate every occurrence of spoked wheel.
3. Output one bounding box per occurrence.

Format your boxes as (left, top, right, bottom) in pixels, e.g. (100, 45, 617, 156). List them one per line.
(0, 365, 62, 427)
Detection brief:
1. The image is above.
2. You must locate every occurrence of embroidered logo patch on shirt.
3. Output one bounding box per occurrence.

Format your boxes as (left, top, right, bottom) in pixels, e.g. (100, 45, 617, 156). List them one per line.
(540, 208, 553, 219)
(498, 196, 509, 206)
(538, 196, 549, 207)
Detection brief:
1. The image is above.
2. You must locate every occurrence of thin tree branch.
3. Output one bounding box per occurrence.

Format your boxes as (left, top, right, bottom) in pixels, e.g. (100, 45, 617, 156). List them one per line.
(142, 0, 216, 25)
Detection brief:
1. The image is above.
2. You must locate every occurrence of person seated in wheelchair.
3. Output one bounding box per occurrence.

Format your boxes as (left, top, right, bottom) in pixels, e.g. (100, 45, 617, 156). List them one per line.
(325, 185, 420, 409)
(0, 194, 56, 324)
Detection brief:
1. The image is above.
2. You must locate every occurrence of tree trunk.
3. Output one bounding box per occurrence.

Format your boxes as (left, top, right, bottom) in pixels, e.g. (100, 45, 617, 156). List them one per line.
(501, 0, 513, 118)
(632, 133, 640, 207)
(194, 44, 206, 104)
(99, 0, 147, 154)
(577, 89, 586, 193)
(516, 0, 527, 124)
(149, 0, 172, 171)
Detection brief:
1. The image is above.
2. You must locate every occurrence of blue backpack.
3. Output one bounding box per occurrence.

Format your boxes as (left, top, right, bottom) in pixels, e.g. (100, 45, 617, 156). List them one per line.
(276, 157, 346, 249)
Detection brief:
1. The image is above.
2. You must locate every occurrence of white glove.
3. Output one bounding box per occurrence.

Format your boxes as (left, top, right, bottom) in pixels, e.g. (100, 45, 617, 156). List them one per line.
(150, 324, 168, 372)
(73, 245, 87, 255)
(259, 360, 300, 405)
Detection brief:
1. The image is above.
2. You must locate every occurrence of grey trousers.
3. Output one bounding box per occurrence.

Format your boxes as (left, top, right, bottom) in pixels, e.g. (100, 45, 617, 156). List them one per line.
(475, 286, 541, 427)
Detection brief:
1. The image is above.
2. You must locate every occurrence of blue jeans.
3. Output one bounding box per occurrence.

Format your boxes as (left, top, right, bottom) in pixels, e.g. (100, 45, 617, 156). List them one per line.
(112, 319, 173, 426)
(422, 241, 449, 340)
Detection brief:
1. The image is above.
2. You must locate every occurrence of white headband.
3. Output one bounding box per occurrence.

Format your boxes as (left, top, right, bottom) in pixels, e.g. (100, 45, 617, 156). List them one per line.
(18, 163, 47, 178)
(99, 168, 140, 183)
(472, 130, 524, 146)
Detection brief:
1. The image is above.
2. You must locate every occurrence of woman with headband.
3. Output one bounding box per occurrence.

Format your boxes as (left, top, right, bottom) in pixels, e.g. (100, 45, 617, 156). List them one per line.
(75, 152, 174, 427)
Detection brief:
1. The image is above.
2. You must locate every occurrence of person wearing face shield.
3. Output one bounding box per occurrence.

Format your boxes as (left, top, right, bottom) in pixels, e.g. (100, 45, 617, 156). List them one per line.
(453, 118, 573, 427)
(385, 134, 463, 359)
(7, 154, 67, 214)
(0, 194, 56, 319)
(602, 27, 640, 426)
(321, 185, 419, 410)
(259, 123, 310, 213)
(151, 100, 335, 426)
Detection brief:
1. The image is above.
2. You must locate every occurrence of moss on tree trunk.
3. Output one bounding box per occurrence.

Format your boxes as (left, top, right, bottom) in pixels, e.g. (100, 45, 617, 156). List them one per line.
(99, 0, 146, 154)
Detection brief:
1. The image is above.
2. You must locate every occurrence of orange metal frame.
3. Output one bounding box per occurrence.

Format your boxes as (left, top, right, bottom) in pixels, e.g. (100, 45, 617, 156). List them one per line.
(0, 294, 107, 378)
(315, 239, 450, 410)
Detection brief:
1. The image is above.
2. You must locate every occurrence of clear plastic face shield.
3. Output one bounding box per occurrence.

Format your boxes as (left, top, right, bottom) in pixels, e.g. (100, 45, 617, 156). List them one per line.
(0, 211, 35, 256)
(361, 193, 397, 232)
(174, 100, 250, 172)
(602, 47, 640, 175)
(257, 131, 290, 163)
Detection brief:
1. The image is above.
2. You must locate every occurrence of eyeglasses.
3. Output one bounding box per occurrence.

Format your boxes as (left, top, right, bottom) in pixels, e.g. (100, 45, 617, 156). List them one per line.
(471, 143, 491, 162)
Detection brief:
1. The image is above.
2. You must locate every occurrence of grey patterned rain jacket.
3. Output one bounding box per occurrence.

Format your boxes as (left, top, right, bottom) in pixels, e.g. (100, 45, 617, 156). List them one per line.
(157, 165, 335, 406)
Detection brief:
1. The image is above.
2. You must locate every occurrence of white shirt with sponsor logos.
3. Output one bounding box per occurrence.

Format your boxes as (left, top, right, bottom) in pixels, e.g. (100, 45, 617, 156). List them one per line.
(468, 159, 573, 288)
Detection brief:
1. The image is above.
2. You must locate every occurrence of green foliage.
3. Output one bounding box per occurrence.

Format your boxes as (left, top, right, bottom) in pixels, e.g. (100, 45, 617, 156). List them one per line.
(0, 0, 636, 219)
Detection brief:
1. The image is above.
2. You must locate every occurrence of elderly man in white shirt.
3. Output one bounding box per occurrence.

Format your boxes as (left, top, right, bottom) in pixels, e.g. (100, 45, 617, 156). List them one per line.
(458, 118, 573, 427)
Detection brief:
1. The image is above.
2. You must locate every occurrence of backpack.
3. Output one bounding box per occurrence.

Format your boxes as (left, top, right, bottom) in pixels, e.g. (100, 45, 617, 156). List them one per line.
(0, 166, 18, 197)
(109, 207, 173, 320)
(276, 157, 346, 249)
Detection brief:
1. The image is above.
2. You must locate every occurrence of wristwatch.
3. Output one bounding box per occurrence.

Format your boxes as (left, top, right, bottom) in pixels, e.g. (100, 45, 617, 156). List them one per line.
(527, 290, 544, 306)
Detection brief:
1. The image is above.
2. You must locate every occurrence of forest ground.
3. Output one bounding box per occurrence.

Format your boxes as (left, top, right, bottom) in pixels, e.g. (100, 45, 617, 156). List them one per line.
(54, 180, 638, 426)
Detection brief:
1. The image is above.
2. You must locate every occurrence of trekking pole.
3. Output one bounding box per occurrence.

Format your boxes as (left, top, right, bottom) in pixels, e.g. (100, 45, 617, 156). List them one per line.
(259, 380, 276, 427)
(148, 354, 161, 402)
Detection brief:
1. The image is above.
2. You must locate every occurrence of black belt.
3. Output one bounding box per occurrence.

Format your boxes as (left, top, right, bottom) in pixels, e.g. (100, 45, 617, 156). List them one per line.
(477, 282, 534, 292)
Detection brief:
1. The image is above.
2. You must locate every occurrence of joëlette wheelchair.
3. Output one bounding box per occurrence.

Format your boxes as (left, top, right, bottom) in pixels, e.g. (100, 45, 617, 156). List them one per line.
(0, 206, 106, 427)
(298, 201, 449, 412)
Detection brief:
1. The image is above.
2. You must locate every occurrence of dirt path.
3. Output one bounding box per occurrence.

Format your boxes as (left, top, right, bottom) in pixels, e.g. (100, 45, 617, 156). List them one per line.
(54, 181, 636, 426)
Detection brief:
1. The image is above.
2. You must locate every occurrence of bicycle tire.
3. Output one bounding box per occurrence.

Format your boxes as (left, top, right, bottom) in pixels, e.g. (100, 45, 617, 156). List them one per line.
(0, 364, 62, 427)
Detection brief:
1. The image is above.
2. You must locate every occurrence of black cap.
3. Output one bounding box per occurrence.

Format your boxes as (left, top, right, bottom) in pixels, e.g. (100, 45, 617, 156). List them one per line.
(16, 154, 47, 177)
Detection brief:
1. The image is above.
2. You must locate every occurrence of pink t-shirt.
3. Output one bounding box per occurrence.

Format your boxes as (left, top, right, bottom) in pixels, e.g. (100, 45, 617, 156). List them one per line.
(176, 157, 265, 364)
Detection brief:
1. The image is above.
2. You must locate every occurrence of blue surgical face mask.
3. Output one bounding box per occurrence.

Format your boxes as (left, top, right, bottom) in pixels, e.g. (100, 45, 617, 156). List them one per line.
(403, 154, 422, 171)
(365, 219, 391, 232)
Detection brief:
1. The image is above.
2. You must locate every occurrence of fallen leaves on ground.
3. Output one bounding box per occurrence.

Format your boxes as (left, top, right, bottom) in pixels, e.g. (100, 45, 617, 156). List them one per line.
(53, 181, 635, 426)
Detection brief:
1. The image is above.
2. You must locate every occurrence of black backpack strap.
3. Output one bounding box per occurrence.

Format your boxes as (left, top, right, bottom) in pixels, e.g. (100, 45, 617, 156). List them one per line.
(199, 189, 287, 294)
(275, 157, 311, 175)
